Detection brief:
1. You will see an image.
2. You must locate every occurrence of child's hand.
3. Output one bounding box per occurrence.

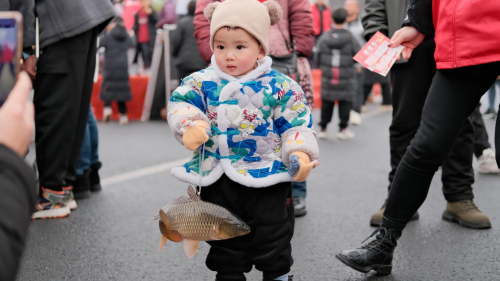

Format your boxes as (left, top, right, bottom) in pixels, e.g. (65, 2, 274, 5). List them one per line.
(182, 120, 210, 151)
(288, 151, 317, 182)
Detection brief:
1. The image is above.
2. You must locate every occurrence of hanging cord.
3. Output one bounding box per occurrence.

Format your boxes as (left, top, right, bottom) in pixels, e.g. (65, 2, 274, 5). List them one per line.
(197, 143, 205, 196)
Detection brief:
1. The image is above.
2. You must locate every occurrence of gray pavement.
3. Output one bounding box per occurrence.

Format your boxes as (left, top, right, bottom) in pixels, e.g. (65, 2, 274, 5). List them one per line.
(17, 107, 500, 281)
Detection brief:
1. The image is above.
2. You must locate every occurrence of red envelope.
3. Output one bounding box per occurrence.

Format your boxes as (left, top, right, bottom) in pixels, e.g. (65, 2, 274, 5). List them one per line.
(353, 31, 404, 77)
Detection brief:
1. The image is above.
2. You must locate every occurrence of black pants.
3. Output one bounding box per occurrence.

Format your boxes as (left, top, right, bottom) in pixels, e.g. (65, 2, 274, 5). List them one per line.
(383, 61, 500, 234)
(200, 175, 294, 281)
(319, 100, 352, 131)
(388, 39, 474, 202)
(34, 28, 98, 190)
(133, 42, 152, 69)
(471, 104, 492, 158)
(363, 83, 391, 105)
(104, 101, 127, 114)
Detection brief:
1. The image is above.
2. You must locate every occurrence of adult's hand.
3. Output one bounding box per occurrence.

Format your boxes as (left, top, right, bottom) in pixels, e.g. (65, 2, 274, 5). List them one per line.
(22, 55, 37, 81)
(388, 26, 425, 60)
(0, 72, 34, 157)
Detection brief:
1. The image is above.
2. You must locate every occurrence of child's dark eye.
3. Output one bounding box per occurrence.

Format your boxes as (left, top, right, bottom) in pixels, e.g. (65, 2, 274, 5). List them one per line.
(236, 45, 244, 50)
(216, 45, 224, 50)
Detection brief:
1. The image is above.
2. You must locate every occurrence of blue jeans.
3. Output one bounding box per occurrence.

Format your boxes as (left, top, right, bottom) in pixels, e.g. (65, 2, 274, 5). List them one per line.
(487, 80, 500, 110)
(291, 180, 306, 198)
(76, 108, 99, 175)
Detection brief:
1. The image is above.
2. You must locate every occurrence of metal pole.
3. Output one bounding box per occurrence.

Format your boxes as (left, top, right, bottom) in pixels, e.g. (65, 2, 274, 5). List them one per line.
(141, 30, 164, 122)
(163, 24, 177, 113)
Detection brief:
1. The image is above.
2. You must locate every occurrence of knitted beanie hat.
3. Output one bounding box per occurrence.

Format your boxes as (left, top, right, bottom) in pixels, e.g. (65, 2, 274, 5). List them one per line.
(204, 0, 283, 55)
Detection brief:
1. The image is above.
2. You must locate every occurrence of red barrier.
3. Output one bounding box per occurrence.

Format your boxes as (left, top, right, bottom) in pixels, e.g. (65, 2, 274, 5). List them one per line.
(312, 69, 322, 109)
(91, 75, 149, 121)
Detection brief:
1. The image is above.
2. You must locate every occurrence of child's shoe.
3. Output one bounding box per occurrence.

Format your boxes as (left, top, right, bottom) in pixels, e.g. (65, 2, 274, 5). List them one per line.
(337, 129, 355, 140)
(32, 187, 71, 220)
(478, 148, 500, 174)
(318, 130, 328, 139)
(62, 186, 78, 210)
(119, 114, 129, 125)
(90, 161, 102, 192)
(349, 110, 362, 126)
(103, 107, 112, 122)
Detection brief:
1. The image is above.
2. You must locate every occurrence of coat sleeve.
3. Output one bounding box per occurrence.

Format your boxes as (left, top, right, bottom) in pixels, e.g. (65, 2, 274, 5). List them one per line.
(149, 10, 159, 25)
(10, 0, 36, 50)
(272, 78, 319, 167)
(133, 13, 139, 35)
(362, 0, 389, 41)
(289, 0, 315, 58)
(0, 145, 36, 281)
(194, 0, 216, 63)
(402, 0, 434, 36)
(167, 72, 210, 144)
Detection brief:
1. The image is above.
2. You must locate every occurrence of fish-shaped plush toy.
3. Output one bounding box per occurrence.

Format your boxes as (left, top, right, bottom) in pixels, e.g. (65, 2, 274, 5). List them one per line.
(156, 186, 251, 258)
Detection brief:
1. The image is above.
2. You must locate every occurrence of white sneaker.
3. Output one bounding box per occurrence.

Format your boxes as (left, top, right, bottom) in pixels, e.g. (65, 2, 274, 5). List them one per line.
(318, 131, 328, 139)
(478, 148, 500, 174)
(349, 110, 362, 126)
(119, 114, 129, 125)
(103, 107, 112, 122)
(337, 129, 355, 140)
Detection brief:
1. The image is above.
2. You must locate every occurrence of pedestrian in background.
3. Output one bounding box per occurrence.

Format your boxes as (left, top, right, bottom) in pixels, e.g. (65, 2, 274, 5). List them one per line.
(133, 0, 158, 71)
(73, 108, 103, 198)
(171, 1, 206, 82)
(156, 0, 177, 28)
(311, 0, 330, 40)
(194, 0, 316, 218)
(101, 16, 134, 125)
(315, 8, 360, 140)
(13, 0, 114, 220)
(484, 77, 500, 118)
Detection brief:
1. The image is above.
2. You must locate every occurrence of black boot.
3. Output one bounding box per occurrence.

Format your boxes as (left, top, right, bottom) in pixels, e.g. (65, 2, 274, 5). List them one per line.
(336, 227, 399, 275)
(73, 170, 91, 199)
(89, 161, 102, 192)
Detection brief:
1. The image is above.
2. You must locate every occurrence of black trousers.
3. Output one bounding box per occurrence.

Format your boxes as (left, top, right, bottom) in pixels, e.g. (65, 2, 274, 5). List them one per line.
(470, 104, 492, 158)
(34, 28, 98, 190)
(383, 61, 500, 234)
(319, 100, 352, 131)
(200, 175, 294, 281)
(388, 39, 474, 202)
(133, 42, 152, 69)
(104, 101, 127, 114)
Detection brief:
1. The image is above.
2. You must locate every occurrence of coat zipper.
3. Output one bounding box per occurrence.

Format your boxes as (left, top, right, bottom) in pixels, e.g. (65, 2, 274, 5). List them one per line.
(452, 0, 459, 68)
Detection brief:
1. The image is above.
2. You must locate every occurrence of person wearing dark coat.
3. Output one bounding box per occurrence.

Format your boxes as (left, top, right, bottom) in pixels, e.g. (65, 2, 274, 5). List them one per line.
(315, 8, 360, 140)
(171, 1, 206, 82)
(132, 0, 158, 69)
(0, 73, 37, 281)
(100, 17, 133, 125)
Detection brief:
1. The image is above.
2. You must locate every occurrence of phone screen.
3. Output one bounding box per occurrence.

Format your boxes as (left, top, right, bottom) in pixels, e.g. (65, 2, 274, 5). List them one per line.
(0, 17, 20, 104)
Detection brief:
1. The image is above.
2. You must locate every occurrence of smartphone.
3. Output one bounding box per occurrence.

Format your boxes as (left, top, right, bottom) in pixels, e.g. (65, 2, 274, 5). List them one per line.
(0, 12, 23, 104)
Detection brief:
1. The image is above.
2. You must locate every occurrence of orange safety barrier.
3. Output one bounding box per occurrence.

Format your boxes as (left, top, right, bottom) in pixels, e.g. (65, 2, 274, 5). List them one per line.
(91, 75, 149, 121)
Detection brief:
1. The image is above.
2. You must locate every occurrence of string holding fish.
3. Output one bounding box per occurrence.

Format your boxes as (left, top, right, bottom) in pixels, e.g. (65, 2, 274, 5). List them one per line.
(197, 128, 211, 196)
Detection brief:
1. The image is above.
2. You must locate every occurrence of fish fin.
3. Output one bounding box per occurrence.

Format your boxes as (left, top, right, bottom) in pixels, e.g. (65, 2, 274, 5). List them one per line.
(162, 196, 195, 213)
(159, 211, 184, 243)
(209, 225, 222, 240)
(158, 236, 168, 252)
(153, 215, 160, 220)
(187, 185, 201, 201)
(183, 239, 200, 258)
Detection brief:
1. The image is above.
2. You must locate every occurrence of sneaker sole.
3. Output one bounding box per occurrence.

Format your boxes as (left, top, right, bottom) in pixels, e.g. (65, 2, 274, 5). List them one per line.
(67, 199, 77, 210)
(294, 208, 307, 217)
(335, 253, 392, 275)
(442, 211, 492, 229)
(32, 206, 71, 220)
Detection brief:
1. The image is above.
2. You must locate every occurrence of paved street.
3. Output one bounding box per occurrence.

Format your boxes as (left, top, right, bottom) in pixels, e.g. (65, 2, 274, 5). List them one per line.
(18, 106, 500, 281)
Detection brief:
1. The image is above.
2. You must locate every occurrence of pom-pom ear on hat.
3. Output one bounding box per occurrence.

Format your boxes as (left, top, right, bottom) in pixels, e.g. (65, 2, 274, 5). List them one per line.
(204, 2, 220, 22)
(263, 0, 282, 26)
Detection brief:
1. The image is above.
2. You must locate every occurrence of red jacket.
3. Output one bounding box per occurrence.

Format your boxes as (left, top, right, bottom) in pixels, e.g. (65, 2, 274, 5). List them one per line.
(311, 4, 331, 36)
(432, 0, 500, 69)
(194, 0, 314, 63)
